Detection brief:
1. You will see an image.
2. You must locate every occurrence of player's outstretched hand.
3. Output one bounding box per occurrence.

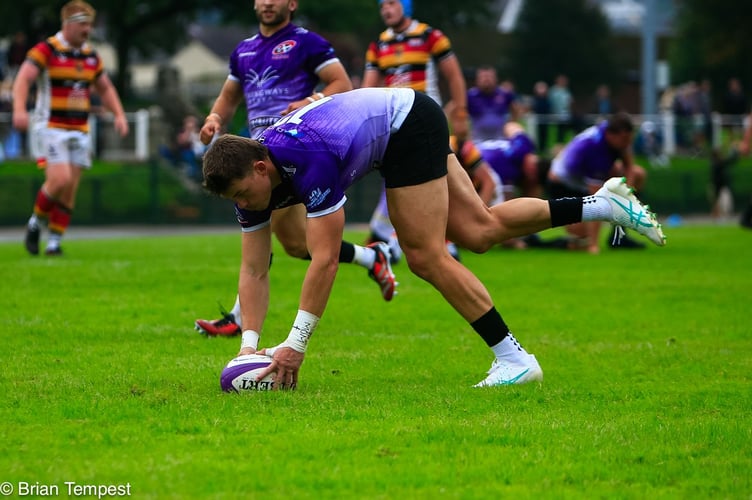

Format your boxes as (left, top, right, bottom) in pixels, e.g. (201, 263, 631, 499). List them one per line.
(256, 344, 305, 390)
(200, 116, 221, 145)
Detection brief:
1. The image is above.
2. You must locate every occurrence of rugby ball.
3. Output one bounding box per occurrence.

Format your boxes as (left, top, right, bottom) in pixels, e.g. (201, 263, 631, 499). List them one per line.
(220, 354, 275, 392)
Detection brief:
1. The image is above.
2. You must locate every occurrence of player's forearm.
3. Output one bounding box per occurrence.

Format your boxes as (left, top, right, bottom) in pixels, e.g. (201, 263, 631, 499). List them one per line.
(298, 256, 338, 318)
(12, 78, 32, 115)
(208, 100, 237, 125)
(238, 271, 270, 334)
(97, 85, 125, 121)
(361, 69, 381, 89)
(320, 76, 353, 96)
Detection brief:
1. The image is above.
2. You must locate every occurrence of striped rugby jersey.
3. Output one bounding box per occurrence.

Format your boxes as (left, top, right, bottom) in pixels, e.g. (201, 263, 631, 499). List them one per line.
(450, 135, 484, 174)
(26, 32, 103, 133)
(365, 20, 453, 105)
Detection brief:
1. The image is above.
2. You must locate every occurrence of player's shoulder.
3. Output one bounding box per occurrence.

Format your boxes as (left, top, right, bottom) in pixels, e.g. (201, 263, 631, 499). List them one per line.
(291, 24, 328, 41)
(409, 22, 437, 37)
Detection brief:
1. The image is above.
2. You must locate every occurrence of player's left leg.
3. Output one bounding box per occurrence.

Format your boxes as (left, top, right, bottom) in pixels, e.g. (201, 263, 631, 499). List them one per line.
(608, 164, 648, 249)
(45, 163, 83, 255)
(388, 175, 542, 386)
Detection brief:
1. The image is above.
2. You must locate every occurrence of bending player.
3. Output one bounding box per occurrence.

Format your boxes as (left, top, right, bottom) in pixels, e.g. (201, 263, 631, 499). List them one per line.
(201, 88, 666, 389)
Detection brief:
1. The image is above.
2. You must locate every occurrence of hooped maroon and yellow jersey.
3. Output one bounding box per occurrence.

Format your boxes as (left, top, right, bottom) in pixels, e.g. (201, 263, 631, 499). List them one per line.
(450, 135, 484, 174)
(365, 20, 453, 104)
(26, 32, 103, 133)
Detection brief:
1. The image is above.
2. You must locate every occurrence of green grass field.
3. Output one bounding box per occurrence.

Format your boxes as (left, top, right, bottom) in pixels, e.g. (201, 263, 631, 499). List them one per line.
(1, 224, 749, 499)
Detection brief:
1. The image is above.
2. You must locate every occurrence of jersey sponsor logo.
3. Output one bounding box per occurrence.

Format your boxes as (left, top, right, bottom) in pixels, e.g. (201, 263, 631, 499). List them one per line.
(308, 188, 331, 209)
(272, 40, 297, 56)
(238, 51, 257, 58)
(245, 67, 280, 88)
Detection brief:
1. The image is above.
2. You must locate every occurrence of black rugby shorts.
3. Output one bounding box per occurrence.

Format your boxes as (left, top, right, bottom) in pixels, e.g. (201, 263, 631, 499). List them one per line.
(380, 92, 452, 188)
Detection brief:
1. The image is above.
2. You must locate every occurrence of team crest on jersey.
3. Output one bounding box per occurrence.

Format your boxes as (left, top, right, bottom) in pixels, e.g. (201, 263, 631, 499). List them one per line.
(272, 40, 297, 56)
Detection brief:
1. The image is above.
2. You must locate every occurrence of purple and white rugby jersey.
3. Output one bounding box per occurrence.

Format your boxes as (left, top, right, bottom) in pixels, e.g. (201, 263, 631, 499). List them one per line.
(228, 23, 340, 134)
(549, 122, 624, 190)
(478, 133, 535, 187)
(235, 88, 416, 231)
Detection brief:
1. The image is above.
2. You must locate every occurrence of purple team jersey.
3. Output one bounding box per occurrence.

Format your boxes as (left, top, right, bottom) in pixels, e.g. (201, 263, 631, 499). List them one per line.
(478, 134, 535, 186)
(467, 87, 516, 141)
(549, 122, 623, 189)
(228, 23, 340, 131)
(235, 88, 416, 231)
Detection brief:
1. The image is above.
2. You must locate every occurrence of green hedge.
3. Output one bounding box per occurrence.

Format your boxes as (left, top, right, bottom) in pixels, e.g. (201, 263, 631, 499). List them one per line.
(2, 154, 751, 226)
(639, 154, 752, 215)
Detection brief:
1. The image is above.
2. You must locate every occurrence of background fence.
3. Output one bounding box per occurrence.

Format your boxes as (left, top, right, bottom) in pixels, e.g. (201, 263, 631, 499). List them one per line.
(1, 111, 751, 226)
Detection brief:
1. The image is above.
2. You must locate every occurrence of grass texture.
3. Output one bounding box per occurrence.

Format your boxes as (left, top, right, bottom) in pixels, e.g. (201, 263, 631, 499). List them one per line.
(0, 223, 749, 499)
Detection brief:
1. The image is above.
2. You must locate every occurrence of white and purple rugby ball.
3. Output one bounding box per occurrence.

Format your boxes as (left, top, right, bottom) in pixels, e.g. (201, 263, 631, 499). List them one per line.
(220, 354, 275, 392)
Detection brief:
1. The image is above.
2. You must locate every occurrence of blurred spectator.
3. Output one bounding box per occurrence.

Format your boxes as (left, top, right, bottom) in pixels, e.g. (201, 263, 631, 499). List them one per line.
(549, 74, 573, 143)
(467, 66, 517, 141)
(709, 146, 738, 220)
(723, 78, 748, 116)
(672, 82, 695, 150)
(723, 77, 747, 138)
(593, 84, 613, 117)
(659, 85, 676, 112)
(6, 31, 30, 78)
(634, 120, 668, 167)
(160, 115, 205, 179)
(531, 81, 550, 151)
(697, 79, 713, 149)
(738, 111, 752, 228)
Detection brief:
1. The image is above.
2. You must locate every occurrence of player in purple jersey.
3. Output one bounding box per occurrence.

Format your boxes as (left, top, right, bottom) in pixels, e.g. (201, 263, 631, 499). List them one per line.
(547, 112, 650, 253)
(194, 0, 396, 339)
(467, 66, 518, 142)
(201, 87, 666, 389)
(478, 122, 543, 201)
(478, 122, 545, 249)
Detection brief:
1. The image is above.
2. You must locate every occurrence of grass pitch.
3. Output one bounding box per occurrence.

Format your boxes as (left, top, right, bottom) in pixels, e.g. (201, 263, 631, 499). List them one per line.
(0, 223, 749, 498)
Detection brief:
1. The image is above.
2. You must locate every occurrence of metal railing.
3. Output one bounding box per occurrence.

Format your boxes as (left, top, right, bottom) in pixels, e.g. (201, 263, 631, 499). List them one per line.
(0, 109, 152, 162)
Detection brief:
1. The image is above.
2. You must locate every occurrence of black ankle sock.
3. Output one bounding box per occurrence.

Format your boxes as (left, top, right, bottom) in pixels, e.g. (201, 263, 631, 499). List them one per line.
(548, 197, 583, 227)
(470, 307, 509, 347)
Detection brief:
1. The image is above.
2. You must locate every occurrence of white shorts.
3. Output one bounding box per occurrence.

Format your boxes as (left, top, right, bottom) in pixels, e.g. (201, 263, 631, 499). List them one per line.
(38, 127, 93, 169)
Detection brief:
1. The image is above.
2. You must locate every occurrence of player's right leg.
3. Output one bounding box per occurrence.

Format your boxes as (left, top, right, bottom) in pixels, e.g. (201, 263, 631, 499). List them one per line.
(195, 298, 241, 337)
(269, 203, 396, 299)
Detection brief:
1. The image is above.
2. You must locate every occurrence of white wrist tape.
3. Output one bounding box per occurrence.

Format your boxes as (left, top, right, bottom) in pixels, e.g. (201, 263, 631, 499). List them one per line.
(241, 330, 260, 350)
(284, 310, 320, 353)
